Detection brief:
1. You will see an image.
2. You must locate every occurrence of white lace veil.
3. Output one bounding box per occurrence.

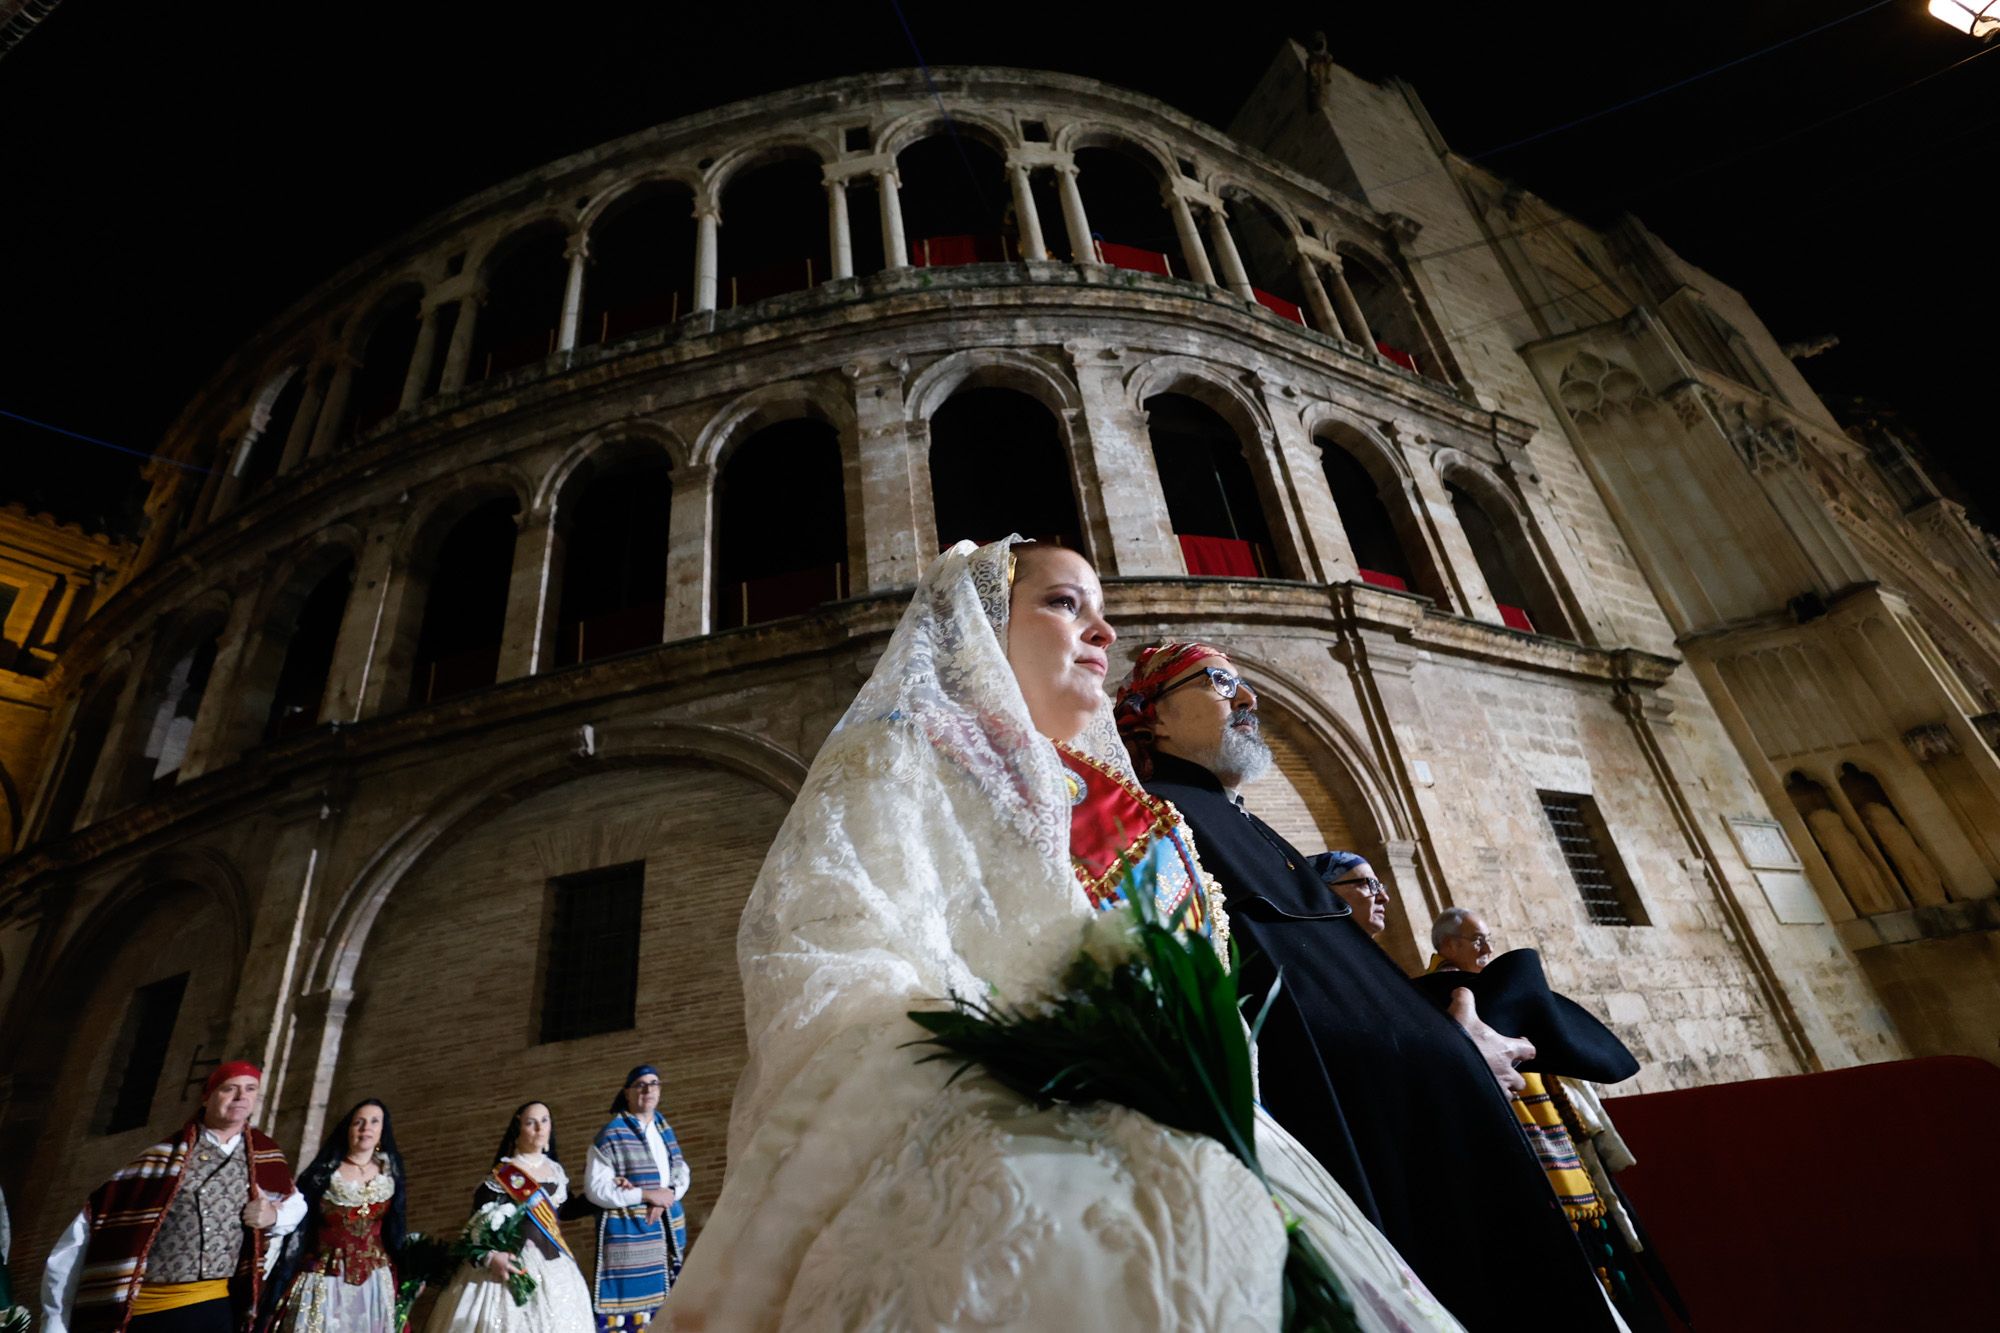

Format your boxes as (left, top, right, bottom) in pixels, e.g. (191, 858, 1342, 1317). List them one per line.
(726, 536, 1129, 1151)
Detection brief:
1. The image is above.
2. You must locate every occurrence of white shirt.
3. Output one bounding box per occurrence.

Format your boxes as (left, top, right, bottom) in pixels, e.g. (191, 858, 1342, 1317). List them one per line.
(583, 1118, 690, 1211)
(41, 1128, 306, 1333)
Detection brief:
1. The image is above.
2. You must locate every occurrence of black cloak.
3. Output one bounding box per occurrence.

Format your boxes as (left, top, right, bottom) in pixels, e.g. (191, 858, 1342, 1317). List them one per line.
(1144, 751, 1616, 1332)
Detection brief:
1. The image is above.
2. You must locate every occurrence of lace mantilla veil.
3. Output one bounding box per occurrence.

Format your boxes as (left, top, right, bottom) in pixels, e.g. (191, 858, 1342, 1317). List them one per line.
(665, 538, 1461, 1333)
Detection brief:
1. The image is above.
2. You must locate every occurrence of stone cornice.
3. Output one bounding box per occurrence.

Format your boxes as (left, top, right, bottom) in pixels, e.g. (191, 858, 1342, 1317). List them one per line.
(1, 575, 1679, 909)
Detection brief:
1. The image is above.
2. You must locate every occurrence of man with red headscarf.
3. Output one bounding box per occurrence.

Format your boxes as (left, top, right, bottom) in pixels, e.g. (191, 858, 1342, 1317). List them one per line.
(42, 1062, 301, 1333)
(1117, 643, 1620, 1332)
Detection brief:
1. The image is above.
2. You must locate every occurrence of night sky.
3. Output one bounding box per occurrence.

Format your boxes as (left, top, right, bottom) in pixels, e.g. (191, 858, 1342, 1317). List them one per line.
(2, 1, 1994, 536)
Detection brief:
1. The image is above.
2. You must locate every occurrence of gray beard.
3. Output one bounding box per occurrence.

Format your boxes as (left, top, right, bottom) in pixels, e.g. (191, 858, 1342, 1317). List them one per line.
(1210, 720, 1273, 788)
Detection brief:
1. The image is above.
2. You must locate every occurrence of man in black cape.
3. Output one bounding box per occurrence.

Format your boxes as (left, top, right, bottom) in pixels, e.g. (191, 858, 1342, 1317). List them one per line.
(1115, 642, 1617, 1332)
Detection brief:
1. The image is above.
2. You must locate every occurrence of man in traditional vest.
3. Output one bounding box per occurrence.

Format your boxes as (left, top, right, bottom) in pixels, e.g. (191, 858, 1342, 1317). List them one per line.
(581, 1065, 688, 1330)
(41, 1062, 303, 1333)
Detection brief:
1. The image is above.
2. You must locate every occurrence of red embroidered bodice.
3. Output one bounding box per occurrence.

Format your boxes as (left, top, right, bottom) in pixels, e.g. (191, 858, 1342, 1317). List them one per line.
(304, 1171, 394, 1285)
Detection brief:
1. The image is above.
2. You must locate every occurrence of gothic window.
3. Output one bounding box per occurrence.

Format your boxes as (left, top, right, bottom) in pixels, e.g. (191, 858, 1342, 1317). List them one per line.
(1537, 791, 1648, 926)
(538, 862, 643, 1043)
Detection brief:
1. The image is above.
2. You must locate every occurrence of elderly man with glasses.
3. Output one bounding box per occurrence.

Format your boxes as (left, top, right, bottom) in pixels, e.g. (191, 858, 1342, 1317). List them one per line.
(1116, 642, 1619, 1333)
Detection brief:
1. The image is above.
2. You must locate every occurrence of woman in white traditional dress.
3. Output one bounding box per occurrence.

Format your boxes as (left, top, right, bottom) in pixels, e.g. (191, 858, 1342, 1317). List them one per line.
(426, 1103, 594, 1333)
(667, 537, 1464, 1332)
(263, 1099, 404, 1333)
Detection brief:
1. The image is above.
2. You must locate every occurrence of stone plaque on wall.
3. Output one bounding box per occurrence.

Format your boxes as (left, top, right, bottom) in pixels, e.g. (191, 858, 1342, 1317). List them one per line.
(1726, 816, 1801, 871)
(1754, 870, 1827, 925)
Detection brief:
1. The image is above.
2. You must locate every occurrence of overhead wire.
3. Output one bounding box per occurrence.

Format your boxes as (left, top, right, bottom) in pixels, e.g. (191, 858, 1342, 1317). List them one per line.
(1, 407, 217, 475)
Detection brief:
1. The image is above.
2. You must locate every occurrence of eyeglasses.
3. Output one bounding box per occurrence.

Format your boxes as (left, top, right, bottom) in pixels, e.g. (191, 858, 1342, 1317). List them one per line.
(1153, 665, 1248, 704)
(1454, 933, 1493, 949)
(1330, 876, 1389, 900)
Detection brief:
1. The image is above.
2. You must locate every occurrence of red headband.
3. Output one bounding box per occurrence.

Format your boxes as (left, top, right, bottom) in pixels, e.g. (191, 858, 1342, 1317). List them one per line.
(1114, 641, 1227, 740)
(203, 1060, 263, 1099)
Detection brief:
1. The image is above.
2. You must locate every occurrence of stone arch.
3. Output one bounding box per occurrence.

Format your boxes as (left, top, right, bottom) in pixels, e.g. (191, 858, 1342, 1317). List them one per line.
(392, 466, 537, 571)
(1308, 412, 1448, 604)
(110, 595, 233, 806)
(536, 422, 689, 514)
(1434, 449, 1580, 639)
(1, 855, 251, 1270)
(31, 657, 131, 842)
(1334, 244, 1446, 380)
(877, 109, 1018, 159)
(906, 348, 1083, 422)
(1214, 182, 1311, 322)
(469, 219, 573, 382)
(460, 206, 577, 278)
(224, 364, 311, 493)
(341, 282, 427, 438)
(232, 535, 364, 748)
(1054, 125, 1181, 179)
(578, 167, 706, 233)
(692, 379, 857, 472)
(702, 136, 839, 199)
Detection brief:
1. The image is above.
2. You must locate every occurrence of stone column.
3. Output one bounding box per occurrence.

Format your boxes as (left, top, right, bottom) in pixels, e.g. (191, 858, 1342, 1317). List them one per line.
(1165, 190, 1214, 285)
(1408, 448, 1499, 622)
(277, 985, 353, 1161)
(398, 307, 441, 411)
(438, 291, 483, 393)
(1262, 389, 1356, 583)
(277, 371, 326, 473)
(1057, 163, 1093, 263)
(1205, 206, 1256, 300)
(825, 178, 854, 280)
(1007, 162, 1047, 261)
(877, 169, 909, 270)
(76, 639, 163, 825)
(693, 201, 720, 313)
(1323, 255, 1374, 350)
(497, 507, 559, 682)
(306, 356, 356, 460)
(178, 583, 264, 779)
(556, 235, 589, 353)
(1066, 344, 1182, 574)
(1293, 249, 1345, 343)
(663, 463, 714, 641)
(849, 360, 926, 589)
(323, 512, 402, 722)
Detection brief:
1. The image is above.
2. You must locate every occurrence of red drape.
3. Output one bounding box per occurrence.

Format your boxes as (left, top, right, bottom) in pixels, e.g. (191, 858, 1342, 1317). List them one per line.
(1356, 567, 1409, 591)
(1177, 534, 1260, 577)
(1497, 602, 1535, 632)
(1253, 289, 1306, 324)
(1096, 241, 1172, 277)
(1604, 1056, 2000, 1332)
(1375, 341, 1419, 373)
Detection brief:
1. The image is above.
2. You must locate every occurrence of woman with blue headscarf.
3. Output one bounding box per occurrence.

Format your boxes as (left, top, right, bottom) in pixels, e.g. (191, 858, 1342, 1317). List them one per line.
(582, 1067, 687, 1332)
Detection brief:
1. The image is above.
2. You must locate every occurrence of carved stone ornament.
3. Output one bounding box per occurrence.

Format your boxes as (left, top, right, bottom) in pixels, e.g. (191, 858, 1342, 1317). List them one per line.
(1973, 712, 2000, 754)
(1902, 722, 1961, 763)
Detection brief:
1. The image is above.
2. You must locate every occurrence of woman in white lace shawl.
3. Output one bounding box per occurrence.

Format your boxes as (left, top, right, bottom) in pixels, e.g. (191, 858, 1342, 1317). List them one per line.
(666, 538, 1458, 1332)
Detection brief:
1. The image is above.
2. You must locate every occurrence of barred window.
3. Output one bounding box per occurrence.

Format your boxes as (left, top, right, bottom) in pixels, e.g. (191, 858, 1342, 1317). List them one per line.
(1537, 791, 1649, 927)
(539, 862, 644, 1043)
(101, 973, 189, 1134)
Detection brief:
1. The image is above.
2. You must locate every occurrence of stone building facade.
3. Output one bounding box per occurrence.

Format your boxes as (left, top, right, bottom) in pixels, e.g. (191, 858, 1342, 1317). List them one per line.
(3, 43, 1987, 1288)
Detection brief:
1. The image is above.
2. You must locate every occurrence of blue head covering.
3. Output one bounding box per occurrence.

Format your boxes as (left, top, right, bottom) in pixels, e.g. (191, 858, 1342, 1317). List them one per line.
(1308, 850, 1367, 884)
(611, 1064, 662, 1115)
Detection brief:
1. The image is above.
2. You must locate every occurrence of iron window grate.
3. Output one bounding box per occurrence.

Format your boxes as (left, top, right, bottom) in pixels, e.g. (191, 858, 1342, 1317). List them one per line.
(540, 862, 644, 1044)
(1538, 791, 1648, 927)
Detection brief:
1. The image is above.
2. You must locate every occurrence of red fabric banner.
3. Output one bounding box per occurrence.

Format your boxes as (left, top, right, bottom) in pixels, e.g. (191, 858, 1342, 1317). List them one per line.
(1356, 567, 1409, 592)
(1497, 602, 1535, 632)
(1177, 534, 1260, 577)
(1375, 341, 1419, 373)
(1096, 241, 1172, 276)
(1252, 289, 1306, 324)
(1605, 1056, 2000, 1332)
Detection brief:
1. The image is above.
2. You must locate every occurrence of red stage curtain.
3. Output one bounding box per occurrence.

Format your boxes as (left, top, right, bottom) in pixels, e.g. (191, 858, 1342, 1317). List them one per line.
(1253, 289, 1306, 324)
(1356, 567, 1409, 591)
(1177, 534, 1260, 577)
(1605, 1056, 2000, 1332)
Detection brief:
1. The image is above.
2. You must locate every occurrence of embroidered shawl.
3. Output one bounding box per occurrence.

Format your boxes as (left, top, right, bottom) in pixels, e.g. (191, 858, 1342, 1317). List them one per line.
(1055, 741, 1222, 948)
(590, 1113, 686, 1313)
(74, 1120, 295, 1333)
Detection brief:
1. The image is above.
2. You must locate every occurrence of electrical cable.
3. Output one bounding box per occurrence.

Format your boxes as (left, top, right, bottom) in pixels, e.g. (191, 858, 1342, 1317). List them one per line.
(0, 408, 217, 475)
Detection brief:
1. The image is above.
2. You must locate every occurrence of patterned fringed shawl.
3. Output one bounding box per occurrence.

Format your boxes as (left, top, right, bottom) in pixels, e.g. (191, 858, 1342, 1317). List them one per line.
(74, 1121, 295, 1333)
(590, 1114, 686, 1315)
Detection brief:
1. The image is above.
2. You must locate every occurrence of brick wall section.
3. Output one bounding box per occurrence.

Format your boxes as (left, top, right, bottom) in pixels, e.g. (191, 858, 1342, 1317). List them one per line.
(329, 762, 787, 1247)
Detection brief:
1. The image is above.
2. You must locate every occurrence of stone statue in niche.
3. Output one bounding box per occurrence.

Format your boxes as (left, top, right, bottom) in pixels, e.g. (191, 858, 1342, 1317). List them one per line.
(1839, 763, 1949, 909)
(1787, 771, 1904, 916)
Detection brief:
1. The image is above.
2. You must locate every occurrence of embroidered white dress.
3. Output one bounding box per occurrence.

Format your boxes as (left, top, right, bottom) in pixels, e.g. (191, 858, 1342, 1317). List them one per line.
(425, 1161, 594, 1333)
(665, 538, 1460, 1333)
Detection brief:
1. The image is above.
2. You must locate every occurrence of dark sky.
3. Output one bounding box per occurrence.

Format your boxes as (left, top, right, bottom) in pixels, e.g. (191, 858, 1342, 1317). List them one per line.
(3, 0, 1994, 535)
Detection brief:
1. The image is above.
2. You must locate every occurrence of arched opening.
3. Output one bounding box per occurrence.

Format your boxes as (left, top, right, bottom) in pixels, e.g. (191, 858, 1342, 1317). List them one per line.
(1445, 478, 1572, 638)
(471, 223, 569, 382)
(845, 172, 886, 276)
(1340, 253, 1435, 379)
(1073, 145, 1180, 277)
(265, 559, 355, 741)
(898, 132, 1013, 268)
(1787, 771, 1905, 917)
(715, 418, 848, 627)
(37, 670, 124, 840)
(1316, 429, 1441, 602)
(720, 152, 828, 306)
(1027, 167, 1071, 260)
(928, 387, 1082, 550)
(348, 290, 423, 436)
(1838, 763, 1950, 908)
(580, 183, 697, 345)
(1144, 392, 1273, 578)
(553, 451, 673, 667)
(138, 623, 223, 790)
(1224, 193, 1309, 327)
(411, 496, 519, 705)
(235, 368, 308, 496)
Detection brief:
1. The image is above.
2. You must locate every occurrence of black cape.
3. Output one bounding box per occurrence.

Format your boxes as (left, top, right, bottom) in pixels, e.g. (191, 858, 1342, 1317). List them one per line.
(1410, 949, 1640, 1085)
(1145, 751, 1616, 1332)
